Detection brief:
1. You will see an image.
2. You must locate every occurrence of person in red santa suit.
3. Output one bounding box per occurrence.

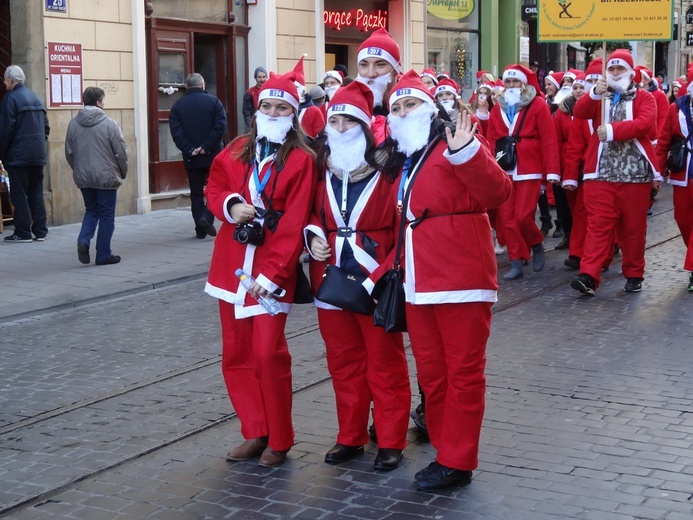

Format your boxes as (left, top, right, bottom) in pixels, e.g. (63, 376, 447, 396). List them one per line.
(322, 69, 344, 111)
(635, 65, 669, 138)
(487, 64, 560, 280)
(377, 70, 512, 490)
(355, 28, 401, 144)
(304, 81, 411, 470)
(419, 68, 439, 91)
(205, 71, 317, 467)
(655, 64, 693, 292)
(570, 49, 662, 296)
(544, 71, 563, 112)
(292, 55, 326, 141)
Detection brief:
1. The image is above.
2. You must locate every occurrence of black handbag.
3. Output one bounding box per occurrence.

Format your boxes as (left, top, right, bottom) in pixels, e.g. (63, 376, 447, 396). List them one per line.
(315, 264, 374, 314)
(494, 104, 530, 171)
(667, 135, 689, 172)
(293, 262, 313, 304)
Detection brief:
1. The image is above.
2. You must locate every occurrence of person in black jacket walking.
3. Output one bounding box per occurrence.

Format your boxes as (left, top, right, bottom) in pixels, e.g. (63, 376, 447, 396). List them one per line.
(169, 73, 227, 239)
(0, 65, 50, 243)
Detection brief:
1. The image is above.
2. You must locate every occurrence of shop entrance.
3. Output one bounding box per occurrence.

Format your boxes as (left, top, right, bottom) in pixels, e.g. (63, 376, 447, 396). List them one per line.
(325, 44, 349, 75)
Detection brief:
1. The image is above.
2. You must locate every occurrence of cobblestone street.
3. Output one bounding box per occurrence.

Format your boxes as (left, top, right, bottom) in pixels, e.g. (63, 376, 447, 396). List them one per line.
(1, 186, 693, 519)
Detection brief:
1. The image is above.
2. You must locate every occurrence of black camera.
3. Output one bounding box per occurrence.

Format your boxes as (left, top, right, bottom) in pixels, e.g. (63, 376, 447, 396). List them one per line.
(233, 221, 265, 246)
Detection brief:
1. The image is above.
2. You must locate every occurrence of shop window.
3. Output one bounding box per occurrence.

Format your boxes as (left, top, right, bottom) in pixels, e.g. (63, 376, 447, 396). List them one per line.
(158, 121, 183, 162)
(149, 0, 227, 23)
(157, 53, 185, 110)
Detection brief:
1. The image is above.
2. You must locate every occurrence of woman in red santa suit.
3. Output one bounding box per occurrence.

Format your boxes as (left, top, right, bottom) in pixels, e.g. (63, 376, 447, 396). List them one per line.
(205, 71, 317, 467)
(304, 81, 411, 470)
(379, 70, 512, 490)
(487, 64, 560, 280)
(655, 64, 693, 292)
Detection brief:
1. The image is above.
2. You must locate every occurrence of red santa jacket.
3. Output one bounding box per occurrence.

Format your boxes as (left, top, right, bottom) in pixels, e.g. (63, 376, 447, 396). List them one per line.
(204, 139, 317, 318)
(487, 96, 560, 182)
(554, 103, 573, 177)
(304, 170, 397, 310)
(651, 88, 669, 140)
(655, 98, 691, 187)
(299, 105, 326, 139)
(370, 135, 513, 305)
(562, 118, 594, 187)
(573, 87, 661, 181)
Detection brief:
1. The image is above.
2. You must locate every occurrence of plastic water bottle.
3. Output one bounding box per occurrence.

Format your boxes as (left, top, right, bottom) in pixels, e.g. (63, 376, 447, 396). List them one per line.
(235, 269, 282, 316)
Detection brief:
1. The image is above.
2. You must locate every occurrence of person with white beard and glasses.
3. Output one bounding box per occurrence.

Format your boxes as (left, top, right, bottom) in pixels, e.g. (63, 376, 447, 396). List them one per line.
(487, 64, 560, 280)
(355, 28, 401, 144)
(377, 70, 512, 490)
(570, 49, 661, 296)
(304, 81, 411, 471)
(204, 71, 317, 468)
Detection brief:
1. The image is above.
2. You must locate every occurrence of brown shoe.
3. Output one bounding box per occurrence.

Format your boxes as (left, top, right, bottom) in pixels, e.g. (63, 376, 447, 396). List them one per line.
(258, 447, 290, 467)
(226, 437, 268, 461)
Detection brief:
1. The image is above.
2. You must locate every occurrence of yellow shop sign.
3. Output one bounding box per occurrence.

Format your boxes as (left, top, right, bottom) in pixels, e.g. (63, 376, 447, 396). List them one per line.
(427, 0, 475, 21)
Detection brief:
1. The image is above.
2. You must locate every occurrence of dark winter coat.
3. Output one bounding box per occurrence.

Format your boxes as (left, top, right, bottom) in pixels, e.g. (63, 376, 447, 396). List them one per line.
(0, 84, 50, 166)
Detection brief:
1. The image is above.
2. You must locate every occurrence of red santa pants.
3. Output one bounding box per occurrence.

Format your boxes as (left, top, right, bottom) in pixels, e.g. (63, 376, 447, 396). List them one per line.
(499, 179, 544, 261)
(406, 301, 492, 470)
(317, 308, 410, 449)
(566, 186, 587, 260)
(673, 183, 693, 271)
(219, 301, 294, 451)
(581, 181, 650, 287)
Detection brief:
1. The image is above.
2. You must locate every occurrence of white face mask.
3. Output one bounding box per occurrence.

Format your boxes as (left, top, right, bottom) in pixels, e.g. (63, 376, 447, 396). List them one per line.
(606, 72, 632, 94)
(440, 99, 456, 113)
(325, 85, 339, 100)
(504, 87, 522, 106)
(325, 124, 368, 174)
(387, 102, 437, 156)
(255, 111, 294, 144)
(356, 73, 393, 107)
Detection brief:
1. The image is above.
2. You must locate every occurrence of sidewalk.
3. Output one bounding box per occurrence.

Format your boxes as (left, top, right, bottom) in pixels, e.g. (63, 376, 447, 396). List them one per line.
(0, 208, 214, 322)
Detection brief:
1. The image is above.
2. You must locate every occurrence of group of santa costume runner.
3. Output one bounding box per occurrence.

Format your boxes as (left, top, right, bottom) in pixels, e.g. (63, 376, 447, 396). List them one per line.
(200, 26, 692, 493)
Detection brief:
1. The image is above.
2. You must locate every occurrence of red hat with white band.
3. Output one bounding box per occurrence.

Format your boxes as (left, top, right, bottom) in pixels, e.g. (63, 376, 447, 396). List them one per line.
(420, 68, 438, 86)
(258, 71, 300, 111)
(584, 58, 603, 81)
(606, 49, 634, 74)
(503, 64, 541, 94)
(388, 69, 435, 109)
(357, 28, 401, 73)
(326, 80, 374, 127)
(634, 65, 653, 85)
(324, 70, 343, 84)
(545, 71, 564, 90)
(572, 72, 586, 86)
(434, 78, 459, 99)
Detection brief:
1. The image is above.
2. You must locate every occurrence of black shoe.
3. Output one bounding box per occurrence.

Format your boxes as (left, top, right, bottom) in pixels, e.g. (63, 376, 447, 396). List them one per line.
(531, 243, 546, 272)
(368, 423, 377, 443)
(198, 218, 217, 237)
(570, 273, 596, 296)
(33, 236, 47, 242)
(564, 256, 580, 270)
(415, 461, 472, 491)
(78, 242, 90, 264)
(555, 234, 570, 250)
(688, 273, 693, 293)
(540, 216, 552, 237)
(374, 448, 403, 471)
(95, 255, 121, 266)
(410, 403, 427, 433)
(324, 444, 363, 464)
(624, 278, 642, 293)
(4, 234, 32, 243)
(195, 228, 207, 239)
(552, 219, 564, 238)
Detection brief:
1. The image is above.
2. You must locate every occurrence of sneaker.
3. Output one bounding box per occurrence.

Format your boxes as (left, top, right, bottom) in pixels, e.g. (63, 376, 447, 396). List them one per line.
(494, 239, 507, 255)
(4, 234, 32, 243)
(688, 273, 693, 292)
(624, 278, 642, 293)
(570, 273, 596, 296)
(33, 236, 46, 242)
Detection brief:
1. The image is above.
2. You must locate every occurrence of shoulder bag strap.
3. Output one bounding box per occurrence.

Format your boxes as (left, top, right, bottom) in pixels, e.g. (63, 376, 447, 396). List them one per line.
(512, 102, 531, 142)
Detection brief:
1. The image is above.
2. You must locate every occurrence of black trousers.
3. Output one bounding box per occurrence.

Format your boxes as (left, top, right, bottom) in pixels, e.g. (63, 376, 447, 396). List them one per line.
(186, 167, 214, 229)
(7, 165, 48, 239)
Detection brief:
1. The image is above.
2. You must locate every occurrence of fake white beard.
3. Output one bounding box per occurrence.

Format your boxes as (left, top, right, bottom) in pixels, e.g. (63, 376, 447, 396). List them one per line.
(356, 73, 392, 107)
(607, 72, 632, 94)
(440, 100, 456, 113)
(387, 102, 437, 156)
(255, 111, 294, 144)
(325, 86, 339, 100)
(504, 87, 522, 106)
(325, 124, 368, 174)
(554, 86, 573, 104)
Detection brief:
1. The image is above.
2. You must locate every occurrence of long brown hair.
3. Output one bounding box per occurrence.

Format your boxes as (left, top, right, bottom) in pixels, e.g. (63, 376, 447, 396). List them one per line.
(230, 111, 316, 166)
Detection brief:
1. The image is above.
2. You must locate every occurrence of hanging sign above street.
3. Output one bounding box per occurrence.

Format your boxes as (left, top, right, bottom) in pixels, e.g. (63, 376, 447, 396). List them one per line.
(427, 0, 475, 21)
(537, 0, 674, 42)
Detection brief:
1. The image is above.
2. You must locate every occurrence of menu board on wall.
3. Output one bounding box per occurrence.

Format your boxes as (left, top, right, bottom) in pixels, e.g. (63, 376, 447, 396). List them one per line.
(47, 42, 83, 107)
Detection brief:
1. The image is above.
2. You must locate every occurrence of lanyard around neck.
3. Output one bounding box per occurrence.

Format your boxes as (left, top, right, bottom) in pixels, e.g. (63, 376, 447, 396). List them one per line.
(340, 172, 350, 221)
(397, 156, 414, 215)
(253, 155, 275, 199)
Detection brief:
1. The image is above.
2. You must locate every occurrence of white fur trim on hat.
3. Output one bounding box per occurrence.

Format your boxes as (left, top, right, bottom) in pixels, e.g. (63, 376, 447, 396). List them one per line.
(434, 84, 457, 98)
(258, 88, 299, 110)
(326, 103, 371, 126)
(420, 71, 438, 85)
(606, 57, 634, 74)
(357, 47, 401, 73)
(573, 78, 586, 86)
(324, 70, 343, 84)
(388, 86, 434, 109)
(503, 68, 527, 85)
(585, 73, 602, 81)
(546, 75, 560, 90)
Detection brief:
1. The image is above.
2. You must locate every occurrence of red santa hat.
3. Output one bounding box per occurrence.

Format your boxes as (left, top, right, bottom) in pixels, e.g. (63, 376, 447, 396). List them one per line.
(324, 70, 343, 84)
(476, 70, 490, 82)
(545, 71, 564, 90)
(634, 65, 653, 85)
(420, 68, 439, 86)
(585, 58, 603, 81)
(434, 78, 459, 99)
(687, 65, 693, 85)
(357, 28, 401, 73)
(503, 64, 541, 93)
(326, 80, 374, 127)
(492, 79, 504, 91)
(258, 71, 300, 111)
(572, 72, 586, 87)
(437, 71, 450, 81)
(564, 68, 580, 81)
(292, 54, 308, 86)
(388, 69, 435, 109)
(606, 49, 634, 75)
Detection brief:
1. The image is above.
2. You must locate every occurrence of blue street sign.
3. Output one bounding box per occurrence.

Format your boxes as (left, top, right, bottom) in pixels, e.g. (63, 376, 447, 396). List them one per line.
(46, 0, 67, 13)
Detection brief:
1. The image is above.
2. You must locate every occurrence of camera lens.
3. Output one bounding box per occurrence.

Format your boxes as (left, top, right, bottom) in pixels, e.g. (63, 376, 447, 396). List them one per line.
(237, 229, 249, 243)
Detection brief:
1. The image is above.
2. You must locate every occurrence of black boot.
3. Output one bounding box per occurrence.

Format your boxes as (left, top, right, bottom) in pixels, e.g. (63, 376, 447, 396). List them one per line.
(540, 215, 553, 236)
(552, 219, 564, 238)
(555, 232, 570, 250)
